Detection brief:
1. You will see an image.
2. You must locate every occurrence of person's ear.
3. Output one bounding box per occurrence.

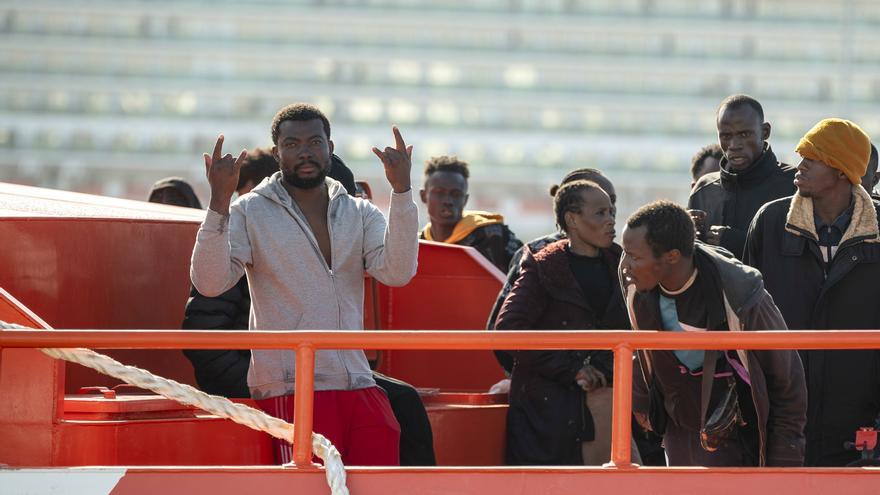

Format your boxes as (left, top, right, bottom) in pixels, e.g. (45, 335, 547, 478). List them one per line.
(463, 193, 470, 208)
(419, 188, 428, 204)
(762, 122, 771, 141)
(328, 139, 334, 154)
(272, 145, 280, 164)
(564, 211, 577, 234)
(661, 249, 682, 266)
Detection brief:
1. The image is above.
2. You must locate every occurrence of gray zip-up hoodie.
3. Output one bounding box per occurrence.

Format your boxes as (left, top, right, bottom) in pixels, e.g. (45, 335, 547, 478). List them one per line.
(190, 173, 419, 400)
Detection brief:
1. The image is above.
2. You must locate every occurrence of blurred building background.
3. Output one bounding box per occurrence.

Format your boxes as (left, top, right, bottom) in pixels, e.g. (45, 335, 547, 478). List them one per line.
(2, 0, 879, 240)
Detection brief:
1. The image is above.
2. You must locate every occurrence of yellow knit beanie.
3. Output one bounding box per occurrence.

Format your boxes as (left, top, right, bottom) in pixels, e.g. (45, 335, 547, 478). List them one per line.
(795, 118, 871, 185)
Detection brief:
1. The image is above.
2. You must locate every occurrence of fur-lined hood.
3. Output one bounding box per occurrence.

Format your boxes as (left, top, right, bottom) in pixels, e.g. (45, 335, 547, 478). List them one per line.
(784, 184, 880, 246)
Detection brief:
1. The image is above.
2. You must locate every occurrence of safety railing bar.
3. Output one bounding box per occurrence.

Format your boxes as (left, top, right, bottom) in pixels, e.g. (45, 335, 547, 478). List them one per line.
(8, 328, 880, 469)
(3, 329, 880, 350)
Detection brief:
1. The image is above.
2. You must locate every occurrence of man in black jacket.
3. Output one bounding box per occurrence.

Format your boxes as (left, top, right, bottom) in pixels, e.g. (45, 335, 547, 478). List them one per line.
(744, 118, 878, 467)
(419, 155, 522, 273)
(688, 94, 796, 259)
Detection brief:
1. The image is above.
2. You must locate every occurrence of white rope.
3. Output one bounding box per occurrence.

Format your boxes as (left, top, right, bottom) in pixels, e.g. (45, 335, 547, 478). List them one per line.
(0, 321, 349, 495)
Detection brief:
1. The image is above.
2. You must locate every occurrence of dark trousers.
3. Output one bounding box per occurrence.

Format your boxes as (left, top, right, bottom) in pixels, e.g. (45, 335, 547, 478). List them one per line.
(373, 372, 437, 466)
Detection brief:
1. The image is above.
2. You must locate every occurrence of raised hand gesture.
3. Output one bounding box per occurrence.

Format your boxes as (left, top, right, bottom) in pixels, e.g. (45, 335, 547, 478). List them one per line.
(204, 134, 247, 213)
(372, 126, 413, 194)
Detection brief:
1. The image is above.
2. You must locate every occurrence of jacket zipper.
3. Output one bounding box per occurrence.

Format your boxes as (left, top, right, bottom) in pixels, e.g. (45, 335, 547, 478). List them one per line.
(276, 184, 351, 389)
(325, 195, 352, 390)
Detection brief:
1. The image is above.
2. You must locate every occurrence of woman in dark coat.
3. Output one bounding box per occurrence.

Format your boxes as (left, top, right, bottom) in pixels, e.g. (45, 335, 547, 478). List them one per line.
(495, 179, 630, 465)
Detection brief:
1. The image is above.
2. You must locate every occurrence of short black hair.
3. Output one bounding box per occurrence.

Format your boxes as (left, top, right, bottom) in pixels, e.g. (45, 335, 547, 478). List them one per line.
(626, 200, 695, 258)
(237, 148, 279, 190)
(549, 168, 611, 197)
(717, 94, 765, 123)
(690, 143, 723, 180)
(271, 103, 331, 145)
(554, 180, 606, 234)
(424, 155, 469, 181)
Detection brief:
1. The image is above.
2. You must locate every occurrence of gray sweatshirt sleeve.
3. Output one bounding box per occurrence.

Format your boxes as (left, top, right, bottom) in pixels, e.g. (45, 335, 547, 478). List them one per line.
(363, 189, 419, 287)
(190, 206, 253, 297)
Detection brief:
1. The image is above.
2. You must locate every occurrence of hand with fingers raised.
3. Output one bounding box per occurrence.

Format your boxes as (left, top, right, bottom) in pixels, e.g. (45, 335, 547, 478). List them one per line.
(372, 126, 413, 194)
(204, 134, 248, 214)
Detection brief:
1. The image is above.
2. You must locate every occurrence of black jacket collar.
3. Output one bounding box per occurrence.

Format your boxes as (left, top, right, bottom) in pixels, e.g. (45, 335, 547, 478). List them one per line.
(532, 240, 623, 316)
(719, 144, 779, 191)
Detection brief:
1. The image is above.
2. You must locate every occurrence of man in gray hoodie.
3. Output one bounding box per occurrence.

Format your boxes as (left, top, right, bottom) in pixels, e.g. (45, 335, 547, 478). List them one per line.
(191, 103, 419, 466)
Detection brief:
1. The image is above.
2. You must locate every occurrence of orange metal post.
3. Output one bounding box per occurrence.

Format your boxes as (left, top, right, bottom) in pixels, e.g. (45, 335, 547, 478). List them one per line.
(293, 345, 316, 469)
(608, 345, 635, 468)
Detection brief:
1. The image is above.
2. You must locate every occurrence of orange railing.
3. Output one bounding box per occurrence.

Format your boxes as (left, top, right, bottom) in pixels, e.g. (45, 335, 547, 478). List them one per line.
(3, 329, 880, 468)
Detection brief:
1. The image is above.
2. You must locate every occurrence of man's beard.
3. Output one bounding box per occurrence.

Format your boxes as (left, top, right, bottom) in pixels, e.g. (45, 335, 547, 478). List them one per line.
(282, 165, 327, 189)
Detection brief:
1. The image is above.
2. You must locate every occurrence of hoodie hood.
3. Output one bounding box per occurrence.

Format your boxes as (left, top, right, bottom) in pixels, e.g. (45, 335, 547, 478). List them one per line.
(422, 210, 505, 244)
(250, 171, 347, 207)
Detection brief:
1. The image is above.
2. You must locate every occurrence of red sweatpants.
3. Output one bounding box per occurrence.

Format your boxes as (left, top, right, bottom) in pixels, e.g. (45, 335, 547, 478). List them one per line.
(256, 386, 400, 466)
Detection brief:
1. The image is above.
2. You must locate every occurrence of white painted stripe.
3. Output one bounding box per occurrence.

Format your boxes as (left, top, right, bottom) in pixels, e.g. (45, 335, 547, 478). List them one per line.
(0, 468, 125, 495)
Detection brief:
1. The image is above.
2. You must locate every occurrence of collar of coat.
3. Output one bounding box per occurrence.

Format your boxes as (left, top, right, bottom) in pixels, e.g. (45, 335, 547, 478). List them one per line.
(784, 184, 880, 246)
(718, 144, 779, 191)
(420, 210, 505, 244)
(527, 239, 621, 310)
(531, 238, 621, 270)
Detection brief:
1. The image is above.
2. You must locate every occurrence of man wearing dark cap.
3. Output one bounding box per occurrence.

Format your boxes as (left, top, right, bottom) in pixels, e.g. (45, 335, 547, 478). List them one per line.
(148, 177, 202, 209)
(745, 118, 880, 466)
(419, 155, 522, 273)
(688, 94, 796, 259)
(859, 144, 879, 200)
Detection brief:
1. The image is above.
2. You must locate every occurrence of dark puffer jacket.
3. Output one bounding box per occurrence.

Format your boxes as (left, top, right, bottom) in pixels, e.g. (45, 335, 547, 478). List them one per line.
(688, 146, 796, 259)
(487, 232, 564, 373)
(182, 277, 252, 398)
(744, 187, 880, 466)
(495, 240, 629, 465)
(330, 154, 358, 196)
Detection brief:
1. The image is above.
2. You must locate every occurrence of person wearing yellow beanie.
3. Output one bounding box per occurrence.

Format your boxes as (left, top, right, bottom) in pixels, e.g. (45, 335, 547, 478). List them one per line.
(743, 118, 880, 466)
(795, 118, 871, 186)
(419, 155, 522, 272)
